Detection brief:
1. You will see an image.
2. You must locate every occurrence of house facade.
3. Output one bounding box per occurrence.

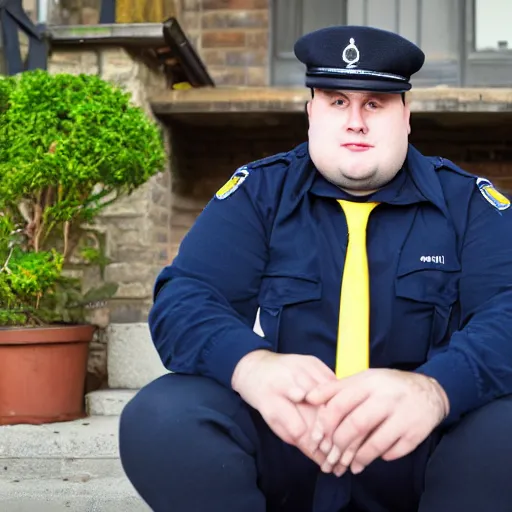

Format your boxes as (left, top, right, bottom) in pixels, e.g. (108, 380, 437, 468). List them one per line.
(8, 0, 512, 391)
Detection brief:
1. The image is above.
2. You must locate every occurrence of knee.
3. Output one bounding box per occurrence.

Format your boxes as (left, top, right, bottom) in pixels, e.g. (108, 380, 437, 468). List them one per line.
(428, 395, 512, 481)
(446, 395, 512, 466)
(120, 374, 225, 447)
(118, 373, 249, 470)
(420, 395, 512, 510)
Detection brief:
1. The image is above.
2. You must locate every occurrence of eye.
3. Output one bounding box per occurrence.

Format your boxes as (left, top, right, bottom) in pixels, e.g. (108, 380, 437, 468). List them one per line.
(367, 101, 379, 109)
(333, 98, 346, 106)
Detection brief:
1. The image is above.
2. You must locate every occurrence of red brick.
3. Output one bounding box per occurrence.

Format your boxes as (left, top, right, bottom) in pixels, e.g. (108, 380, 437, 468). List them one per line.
(201, 10, 268, 29)
(225, 49, 267, 66)
(202, 30, 246, 47)
(202, 49, 228, 66)
(202, 0, 269, 10)
(182, 11, 200, 30)
(246, 66, 268, 86)
(246, 30, 268, 48)
(182, 0, 200, 10)
(209, 66, 247, 85)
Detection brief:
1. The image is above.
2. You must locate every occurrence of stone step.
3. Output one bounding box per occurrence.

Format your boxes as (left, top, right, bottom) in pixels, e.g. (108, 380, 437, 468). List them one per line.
(85, 389, 137, 416)
(0, 414, 149, 510)
(0, 476, 149, 511)
(0, 416, 122, 481)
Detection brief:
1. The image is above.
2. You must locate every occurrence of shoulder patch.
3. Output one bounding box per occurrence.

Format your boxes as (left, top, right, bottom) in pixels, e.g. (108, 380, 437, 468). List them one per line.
(476, 178, 510, 211)
(215, 167, 249, 200)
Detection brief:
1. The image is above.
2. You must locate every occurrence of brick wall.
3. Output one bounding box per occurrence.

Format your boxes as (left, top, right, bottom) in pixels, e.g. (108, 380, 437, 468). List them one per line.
(180, 0, 270, 86)
(169, 111, 512, 261)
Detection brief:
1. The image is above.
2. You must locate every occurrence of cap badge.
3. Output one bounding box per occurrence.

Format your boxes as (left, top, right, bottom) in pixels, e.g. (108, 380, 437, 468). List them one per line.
(342, 38, 360, 68)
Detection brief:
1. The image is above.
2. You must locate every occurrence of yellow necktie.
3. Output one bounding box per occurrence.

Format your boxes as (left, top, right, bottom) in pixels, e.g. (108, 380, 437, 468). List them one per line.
(335, 200, 379, 378)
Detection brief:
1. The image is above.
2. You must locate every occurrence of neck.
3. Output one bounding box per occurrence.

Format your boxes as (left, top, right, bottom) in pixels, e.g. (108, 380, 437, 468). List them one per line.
(339, 187, 379, 197)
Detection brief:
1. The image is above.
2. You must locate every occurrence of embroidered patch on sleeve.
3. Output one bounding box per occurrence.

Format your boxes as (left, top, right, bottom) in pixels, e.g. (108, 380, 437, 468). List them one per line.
(476, 178, 511, 211)
(215, 167, 249, 200)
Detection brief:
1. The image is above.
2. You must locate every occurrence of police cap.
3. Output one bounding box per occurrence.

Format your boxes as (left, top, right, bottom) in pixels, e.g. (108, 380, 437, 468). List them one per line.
(294, 25, 425, 93)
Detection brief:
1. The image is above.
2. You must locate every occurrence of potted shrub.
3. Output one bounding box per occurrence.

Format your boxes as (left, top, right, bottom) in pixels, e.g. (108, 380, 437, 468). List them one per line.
(0, 70, 166, 425)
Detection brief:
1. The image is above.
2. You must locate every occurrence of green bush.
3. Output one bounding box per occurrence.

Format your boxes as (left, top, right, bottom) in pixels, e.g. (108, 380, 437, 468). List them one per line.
(0, 69, 166, 326)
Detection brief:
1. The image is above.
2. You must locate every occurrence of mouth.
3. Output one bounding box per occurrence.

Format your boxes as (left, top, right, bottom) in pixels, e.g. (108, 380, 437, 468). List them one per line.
(342, 143, 373, 152)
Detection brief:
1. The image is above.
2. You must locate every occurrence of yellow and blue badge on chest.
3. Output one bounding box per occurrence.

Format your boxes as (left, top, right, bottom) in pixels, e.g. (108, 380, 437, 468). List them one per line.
(477, 178, 511, 211)
(215, 167, 250, 200)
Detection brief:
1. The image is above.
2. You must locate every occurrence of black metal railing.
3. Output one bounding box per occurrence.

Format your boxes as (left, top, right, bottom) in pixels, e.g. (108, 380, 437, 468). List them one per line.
(0, 0, 46, 74)
(0, 0, 215, 89)
(99, 0, 115, 24)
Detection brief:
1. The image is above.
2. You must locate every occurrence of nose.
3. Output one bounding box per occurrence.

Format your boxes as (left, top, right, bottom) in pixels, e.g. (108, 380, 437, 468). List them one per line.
(345, 105, 368, 134)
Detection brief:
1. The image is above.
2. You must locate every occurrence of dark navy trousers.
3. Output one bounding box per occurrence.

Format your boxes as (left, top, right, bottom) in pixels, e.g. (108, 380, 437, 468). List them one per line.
(119, 373, 512, 512)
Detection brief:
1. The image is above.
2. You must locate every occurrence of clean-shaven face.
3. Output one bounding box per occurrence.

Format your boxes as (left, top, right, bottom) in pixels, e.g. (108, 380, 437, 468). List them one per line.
(306, 89, 411, 195)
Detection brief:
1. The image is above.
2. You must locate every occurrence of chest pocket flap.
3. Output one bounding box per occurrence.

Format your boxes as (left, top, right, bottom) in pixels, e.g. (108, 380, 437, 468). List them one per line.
(257, 274, 322, 349)
(259, 274, 322, 307)
(395, 259, 460, 308)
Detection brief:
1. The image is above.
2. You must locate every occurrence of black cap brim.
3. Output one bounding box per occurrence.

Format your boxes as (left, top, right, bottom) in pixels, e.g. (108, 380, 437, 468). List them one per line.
(305, 75, 411, 93)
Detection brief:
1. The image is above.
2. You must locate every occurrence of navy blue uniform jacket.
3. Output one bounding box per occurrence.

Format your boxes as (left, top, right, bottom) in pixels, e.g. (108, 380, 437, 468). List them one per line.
(150, 143, 512, 425)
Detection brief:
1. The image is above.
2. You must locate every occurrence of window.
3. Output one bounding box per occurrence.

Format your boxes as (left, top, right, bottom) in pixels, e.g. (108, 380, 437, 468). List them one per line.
(465, 0, 512, 86)
(271, 0, 512, 88)
(271, 0, 347, 86)
(474, 0, 512, 52)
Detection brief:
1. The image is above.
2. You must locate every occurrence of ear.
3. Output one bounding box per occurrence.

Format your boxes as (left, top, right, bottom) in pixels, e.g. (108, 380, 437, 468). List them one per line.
(403, 101, 411, 135)
(306, 100, 312, 117)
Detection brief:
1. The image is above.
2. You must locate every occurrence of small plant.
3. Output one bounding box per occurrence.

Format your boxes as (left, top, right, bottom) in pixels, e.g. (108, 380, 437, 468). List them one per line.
(0, 69, 166, 326)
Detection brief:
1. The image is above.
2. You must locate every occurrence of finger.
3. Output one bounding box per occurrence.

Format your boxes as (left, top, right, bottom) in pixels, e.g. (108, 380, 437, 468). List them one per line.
(329, 397, 390, 465)
(313, 385, 372, 443)
(294, 371, 319, 395)
(301, 356, 338, 383)
(297, 439, 328, 468)
(348, 417, 402, 474)
(280, 380, 308, 403)
(266, 398, 307, 445)
(338, 434, 367, 469)
(306, 379, 344, 405)
(333, 462, 349, 478)
(381, 429, 425, 462)
(321, 444, 342, 473)
(308, 404, 333, 454)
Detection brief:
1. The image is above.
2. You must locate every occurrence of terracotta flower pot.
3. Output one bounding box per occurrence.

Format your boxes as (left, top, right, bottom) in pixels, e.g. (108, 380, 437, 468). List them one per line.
(0, 324, 96, 425)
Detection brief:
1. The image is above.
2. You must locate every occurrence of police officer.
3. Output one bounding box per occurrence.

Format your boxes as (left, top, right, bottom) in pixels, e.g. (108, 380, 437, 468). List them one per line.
(119, 26, 512, 512)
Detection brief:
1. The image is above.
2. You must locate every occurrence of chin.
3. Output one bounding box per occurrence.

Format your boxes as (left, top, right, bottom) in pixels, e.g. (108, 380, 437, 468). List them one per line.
(342, 167, 375, 181)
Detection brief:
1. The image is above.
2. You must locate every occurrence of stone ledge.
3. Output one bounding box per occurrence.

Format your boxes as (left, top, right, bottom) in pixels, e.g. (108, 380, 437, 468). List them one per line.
(0, 477, 147, 511)
(47, 23, 164, 46)
(86, 389, 137, 416)
(150, 86, 512, 114)
(0, 416, 119, 459)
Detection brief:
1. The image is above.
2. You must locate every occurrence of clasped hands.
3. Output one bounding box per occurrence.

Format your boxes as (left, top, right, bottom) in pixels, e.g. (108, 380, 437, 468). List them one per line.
(232, 350, 450, 477)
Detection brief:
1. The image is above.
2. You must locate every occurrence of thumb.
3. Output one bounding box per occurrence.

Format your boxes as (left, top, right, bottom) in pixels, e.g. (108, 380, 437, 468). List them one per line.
(305, 380, 343, 405)
(269, 398, 307, 445)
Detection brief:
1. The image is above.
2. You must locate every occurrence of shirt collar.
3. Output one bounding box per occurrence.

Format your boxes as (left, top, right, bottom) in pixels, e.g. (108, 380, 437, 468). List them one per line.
(307, 143, 449, 216)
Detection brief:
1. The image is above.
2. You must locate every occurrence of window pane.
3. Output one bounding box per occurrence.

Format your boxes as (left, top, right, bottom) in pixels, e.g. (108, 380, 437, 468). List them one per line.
(475, 0, 512, 51)
(273, 0, 303, 57)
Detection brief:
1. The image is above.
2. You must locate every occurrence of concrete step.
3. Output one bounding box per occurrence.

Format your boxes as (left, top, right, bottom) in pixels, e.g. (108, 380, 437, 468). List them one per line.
(85, 389, 137, 416)
(0, 476, 149, 511)
(0, 416, 122, 481)
(0, 392, 149, 510)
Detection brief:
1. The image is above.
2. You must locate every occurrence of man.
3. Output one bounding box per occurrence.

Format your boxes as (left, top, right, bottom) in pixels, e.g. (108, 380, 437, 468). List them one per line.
(119, 26, 512, 512)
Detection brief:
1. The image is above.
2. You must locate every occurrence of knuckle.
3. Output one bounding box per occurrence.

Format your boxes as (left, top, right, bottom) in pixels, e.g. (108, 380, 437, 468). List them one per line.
(365, 438, 383, 456)
(265, 409, 280, 425)
(331, 397, 346, 416)
(348, 415, 368, 435)
(391, 443, 409, 459)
